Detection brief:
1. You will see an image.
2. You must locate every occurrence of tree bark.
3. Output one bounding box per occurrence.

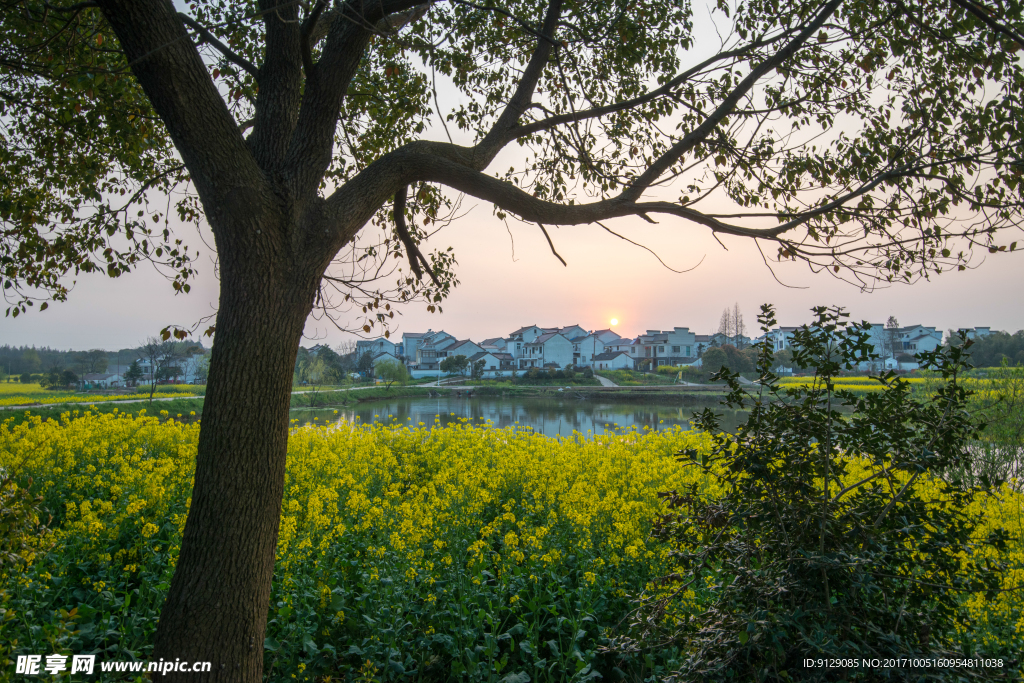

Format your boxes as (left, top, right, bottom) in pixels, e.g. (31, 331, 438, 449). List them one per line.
(151, 206, 319, 680)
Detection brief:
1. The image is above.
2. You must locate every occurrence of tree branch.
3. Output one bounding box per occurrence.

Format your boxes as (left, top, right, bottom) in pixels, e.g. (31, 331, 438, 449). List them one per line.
(473, 0, 564, 167)
(622, 0, 844, 202)
(505, 29, 798, 145)
(282, 0, 428, 197)
(392, 185, 440, 285)
(177, 13, 260, 81)
(248, 0, 304, 170)
(95, 0, 267, 211)
(945, 0, 1024, 48)
(537, 224, 567, 266)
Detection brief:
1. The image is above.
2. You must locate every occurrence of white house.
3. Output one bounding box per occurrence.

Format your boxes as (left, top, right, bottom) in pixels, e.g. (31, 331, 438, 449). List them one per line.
(592, 328, 621, 343)
(468, 351, 515, 378)
(480, 337, 508, 352)
(413, 330, 457, 369)
(81, 373, 124, 389)
(519, 332, 574, 369)
(356, 337, 397, 358)
(402, 330, 439, 363)
(592, 351, 633, 371)
(551, 324, 588, 340)
(634, 328, 699, 367)
(370, 351, 402, 369)
(445, 339, 485, 359)
(572, 333, 606, 367)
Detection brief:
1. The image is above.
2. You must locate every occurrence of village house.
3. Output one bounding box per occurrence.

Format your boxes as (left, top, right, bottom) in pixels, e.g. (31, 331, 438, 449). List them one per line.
(369, 351, 402, 369)
(355, 337, 397, 358)
(592, 351, 633, 371)
(627, 328, 698, 368)
(468, 351, 515, 378)
(412, 330, 457, 369)
(445, 339, 485, 358)
(519, 332, 574, 369)
(81, 372, 124, 389)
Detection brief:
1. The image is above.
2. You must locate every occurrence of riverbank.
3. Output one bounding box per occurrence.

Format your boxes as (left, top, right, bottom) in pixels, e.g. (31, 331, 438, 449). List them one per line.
(293, 384, 733, 407)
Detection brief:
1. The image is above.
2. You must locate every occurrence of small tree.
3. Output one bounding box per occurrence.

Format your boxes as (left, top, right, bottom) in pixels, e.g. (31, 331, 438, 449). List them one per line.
(123, 360, 143, 387)
(356, 352, 374, 379)
(375, 360, 409, 390)
(440, 354, 469, 377)
(471, 359, 486, 380)
(139, 337, 181, 402)
(701, 347, 728, 374)
(772, 348, 793, 372)
(39, 365, 63, 390)
(296, 357, 336, 408)
(622, 306, 1009, 679)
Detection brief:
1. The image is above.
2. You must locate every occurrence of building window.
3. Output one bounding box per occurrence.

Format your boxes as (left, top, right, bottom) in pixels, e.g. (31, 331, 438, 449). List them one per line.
(658, 346, 664, 352)
(685, 346, 691, 355)
(672, 346, 680, 353)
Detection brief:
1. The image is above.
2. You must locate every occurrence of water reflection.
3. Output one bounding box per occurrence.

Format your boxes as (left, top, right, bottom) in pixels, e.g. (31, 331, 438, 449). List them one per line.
(290, 396, 748, 438)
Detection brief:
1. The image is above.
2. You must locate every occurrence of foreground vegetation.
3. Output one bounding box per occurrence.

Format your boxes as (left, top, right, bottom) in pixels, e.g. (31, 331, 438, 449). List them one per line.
(1, 407, 1021, 680)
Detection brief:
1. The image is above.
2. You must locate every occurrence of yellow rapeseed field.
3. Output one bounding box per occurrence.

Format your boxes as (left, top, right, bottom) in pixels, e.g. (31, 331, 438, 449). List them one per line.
(0, 410, 1020, 679)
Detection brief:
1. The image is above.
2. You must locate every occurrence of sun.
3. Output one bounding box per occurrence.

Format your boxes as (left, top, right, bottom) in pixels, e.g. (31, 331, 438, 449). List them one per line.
(610, 318, 618, 326)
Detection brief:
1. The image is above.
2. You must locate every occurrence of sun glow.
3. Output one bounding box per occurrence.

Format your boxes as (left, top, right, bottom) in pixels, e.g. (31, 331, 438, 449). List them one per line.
(610, 318, 618, 326)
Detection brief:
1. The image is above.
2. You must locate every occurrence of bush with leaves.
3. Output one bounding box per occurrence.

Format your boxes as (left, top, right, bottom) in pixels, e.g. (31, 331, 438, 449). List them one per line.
(619, 305, 1017, 681)
(0, 472, 51, 569)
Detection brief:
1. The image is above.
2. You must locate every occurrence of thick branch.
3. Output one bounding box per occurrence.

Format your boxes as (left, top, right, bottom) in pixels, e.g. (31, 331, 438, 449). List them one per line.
(249, 0, 304, 170)
(473, 0, 564, 167)
(95, 0, 267, 211)
(282, 0, 427, 196)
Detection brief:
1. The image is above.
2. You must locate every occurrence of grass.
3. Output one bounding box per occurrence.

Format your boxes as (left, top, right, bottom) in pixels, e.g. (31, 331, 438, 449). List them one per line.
(598, 369, 678, 386)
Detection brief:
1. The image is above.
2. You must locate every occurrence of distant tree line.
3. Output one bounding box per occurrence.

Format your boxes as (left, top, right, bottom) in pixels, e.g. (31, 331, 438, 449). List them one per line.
(0, 342, 209, 385)
(946, 330, 1024, 368)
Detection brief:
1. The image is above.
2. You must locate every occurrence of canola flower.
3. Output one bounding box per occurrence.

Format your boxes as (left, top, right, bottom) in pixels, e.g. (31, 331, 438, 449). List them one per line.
(0, 390, 198, 407)
(0, 410, 1020, 680)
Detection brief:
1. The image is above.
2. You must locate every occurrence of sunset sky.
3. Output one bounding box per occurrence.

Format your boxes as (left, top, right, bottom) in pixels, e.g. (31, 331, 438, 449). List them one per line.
(3, 203, 1021, 352)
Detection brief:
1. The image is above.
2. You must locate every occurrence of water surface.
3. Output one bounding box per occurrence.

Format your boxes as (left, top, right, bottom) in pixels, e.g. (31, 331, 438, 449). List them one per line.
(290, 396, 749, 438)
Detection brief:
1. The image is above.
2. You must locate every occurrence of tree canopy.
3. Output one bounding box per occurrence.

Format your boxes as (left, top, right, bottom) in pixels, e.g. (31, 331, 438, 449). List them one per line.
(4, 0, 1024, 325)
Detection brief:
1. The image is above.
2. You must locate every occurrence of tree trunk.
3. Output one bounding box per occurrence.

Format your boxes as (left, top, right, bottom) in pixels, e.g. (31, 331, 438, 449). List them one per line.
(152, 214, 318, 680)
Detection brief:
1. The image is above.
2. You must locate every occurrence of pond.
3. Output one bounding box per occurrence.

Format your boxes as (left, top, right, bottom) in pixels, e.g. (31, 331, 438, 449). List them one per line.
(289, 395, 750, 438)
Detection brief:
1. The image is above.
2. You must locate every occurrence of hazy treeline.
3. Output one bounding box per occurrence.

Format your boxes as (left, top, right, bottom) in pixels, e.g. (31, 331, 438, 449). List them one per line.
(0, 342, 208, 379)
(948, 330, 1024, 368)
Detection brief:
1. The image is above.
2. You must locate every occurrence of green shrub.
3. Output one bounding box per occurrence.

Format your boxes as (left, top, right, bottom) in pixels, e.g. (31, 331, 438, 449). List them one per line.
(619, 305, 1018, 680)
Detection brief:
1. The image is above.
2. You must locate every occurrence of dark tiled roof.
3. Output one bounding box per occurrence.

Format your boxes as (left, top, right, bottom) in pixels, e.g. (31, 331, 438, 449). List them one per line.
(593, 351, 629, 360)
(530, 331, 565, 345)
(83, 373, 118, 381)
